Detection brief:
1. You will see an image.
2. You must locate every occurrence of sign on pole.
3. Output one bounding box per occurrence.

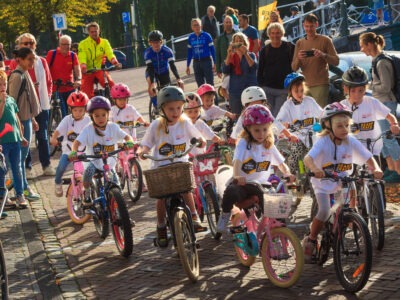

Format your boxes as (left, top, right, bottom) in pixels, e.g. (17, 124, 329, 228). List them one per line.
(258, 1, 277, 30)
(53, 13, 67, 31)
(122, 12, 131, 24)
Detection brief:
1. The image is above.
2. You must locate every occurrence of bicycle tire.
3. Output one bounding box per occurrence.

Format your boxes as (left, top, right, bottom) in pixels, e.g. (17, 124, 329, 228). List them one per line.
(0, 241, 9, 299)
(66, 184, 91, 225)
(316, 225, 331, 266)
(231, 214, 256, 267)
(148, 98, 158, 122)
(203, 184, 221, 240)
(333, 211, 372, 293)
(173, 210, 200, 283)
(108, 187, 133, 257)
(368, 184, 385, 250)
(127, 158, 143, 202)
(91, 180, 109, 239)
(260, 227, 304, 288)
(48, 108, 62, 156)
(116, 163, 125, 190)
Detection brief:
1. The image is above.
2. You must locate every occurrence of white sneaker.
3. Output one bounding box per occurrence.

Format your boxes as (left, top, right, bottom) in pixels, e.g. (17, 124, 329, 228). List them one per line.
(55, 184, 63, 197)
(43, 165, 56, 176)
(16, 195, 28, 208)
(26, 168, 34, 179)
(217, 212, 231, 233)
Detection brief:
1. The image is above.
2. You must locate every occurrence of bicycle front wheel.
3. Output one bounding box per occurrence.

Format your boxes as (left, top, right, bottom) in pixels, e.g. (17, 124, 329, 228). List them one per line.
(203, 184, 221, 240)
(333, 211, 372, 293)
(92, 180, 109, 239)
(173, 210, 199, 283)
(127, 159, 143, 202)
(368, 184, 385, 251)
(66, 184, 91, 225)
(48, 107, 62, 156)
(108, 188, 133, 257)
(0, 241, 9, 300)
(261, 227, 304, 288)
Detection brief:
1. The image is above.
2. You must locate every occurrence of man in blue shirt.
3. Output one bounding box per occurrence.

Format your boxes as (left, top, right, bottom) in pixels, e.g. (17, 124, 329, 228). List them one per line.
(186, 18, 216, 87)
(239, 14, 260, 56)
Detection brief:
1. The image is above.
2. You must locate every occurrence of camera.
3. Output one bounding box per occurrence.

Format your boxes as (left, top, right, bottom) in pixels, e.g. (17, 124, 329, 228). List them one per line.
(304, 50, 314, 57)
(231, 43, 242, 49)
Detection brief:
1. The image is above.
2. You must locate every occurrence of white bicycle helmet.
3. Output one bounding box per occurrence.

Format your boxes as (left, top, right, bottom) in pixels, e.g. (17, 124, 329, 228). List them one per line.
(320, 102, 352, 122)
(241, 86, 267, 106)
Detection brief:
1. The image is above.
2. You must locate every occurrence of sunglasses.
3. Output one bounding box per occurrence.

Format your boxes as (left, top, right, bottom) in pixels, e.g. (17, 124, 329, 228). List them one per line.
(21, 41, 35, 46)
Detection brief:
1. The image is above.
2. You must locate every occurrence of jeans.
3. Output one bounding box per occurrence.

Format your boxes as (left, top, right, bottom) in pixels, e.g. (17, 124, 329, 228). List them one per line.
(193, 59, 214, 87)
(228, 93, 243, 115)
(1, 142, 23, 196)
(20, 119, 32, 190)
(35, 110, 51, 169)
(55, 154, 70, 185)
(262, 86, 288, 117)
(83, 162, 119, 186)
(58, 90, 74, 118)
(379, 101, 400, 160)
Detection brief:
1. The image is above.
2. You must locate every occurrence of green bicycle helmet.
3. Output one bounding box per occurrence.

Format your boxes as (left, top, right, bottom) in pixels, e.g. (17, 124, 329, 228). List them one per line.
(157, 86, 186, 109)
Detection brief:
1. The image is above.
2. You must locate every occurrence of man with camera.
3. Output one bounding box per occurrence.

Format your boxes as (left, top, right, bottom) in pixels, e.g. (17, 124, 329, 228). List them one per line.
(291, 13, 339, 107)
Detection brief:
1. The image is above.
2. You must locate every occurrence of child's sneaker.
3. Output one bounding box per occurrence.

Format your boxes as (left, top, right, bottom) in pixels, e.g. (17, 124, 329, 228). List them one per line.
(217, 212, 231, 234)
(55, 184, 63, 197)
(302, 236, 317, 264)
(16, 195, 28, 208)
(192, 214, 207, 232)
(156, 226, 169, 248)
(24, 186, 40, 201)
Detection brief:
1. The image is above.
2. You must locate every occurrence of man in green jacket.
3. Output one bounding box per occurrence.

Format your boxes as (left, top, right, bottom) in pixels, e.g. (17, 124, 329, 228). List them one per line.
(215, 16, 237, 78)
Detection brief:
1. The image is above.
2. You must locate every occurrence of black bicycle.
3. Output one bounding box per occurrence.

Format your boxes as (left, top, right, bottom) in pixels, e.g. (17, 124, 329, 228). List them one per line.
(87, 61, 115, 105)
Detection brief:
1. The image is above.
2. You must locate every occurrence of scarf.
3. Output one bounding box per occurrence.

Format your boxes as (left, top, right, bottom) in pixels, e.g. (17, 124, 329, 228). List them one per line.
(230, 53, 242, 75)
(34, 56, 50, 110)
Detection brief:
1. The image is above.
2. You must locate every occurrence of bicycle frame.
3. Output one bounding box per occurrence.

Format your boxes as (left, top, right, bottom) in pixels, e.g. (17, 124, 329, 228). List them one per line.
(117, 149, 137, 182)
(70, 159, 84, 199)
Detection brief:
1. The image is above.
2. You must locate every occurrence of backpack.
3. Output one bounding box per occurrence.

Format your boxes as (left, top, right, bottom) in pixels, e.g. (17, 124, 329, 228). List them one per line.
(49, 49, 75, 68)
(7, 69, 27, 102)
(372, 53, 400, 103)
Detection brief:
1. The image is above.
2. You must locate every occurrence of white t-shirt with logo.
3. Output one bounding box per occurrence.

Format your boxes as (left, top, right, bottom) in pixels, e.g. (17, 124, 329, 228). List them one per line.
(141, 117, 203, 168)
(191, 119, 215, 156)
(233, 138, 285, 184)
(308, 135, 372, 194)
(201, 105, 227, 123)
(76, 122, 128, 170)
(56, 115, 91, 155)
(276, 96, 323, 147)
(110, 104, 143, 139)
(341, 96, 389, 155)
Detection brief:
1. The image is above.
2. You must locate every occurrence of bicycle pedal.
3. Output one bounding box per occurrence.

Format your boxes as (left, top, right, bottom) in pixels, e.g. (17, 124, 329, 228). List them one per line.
(130, 219, 136, 227)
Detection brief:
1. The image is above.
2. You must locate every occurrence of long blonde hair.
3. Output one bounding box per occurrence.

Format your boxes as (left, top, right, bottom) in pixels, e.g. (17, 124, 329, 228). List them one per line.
(239, 123, 274, 149)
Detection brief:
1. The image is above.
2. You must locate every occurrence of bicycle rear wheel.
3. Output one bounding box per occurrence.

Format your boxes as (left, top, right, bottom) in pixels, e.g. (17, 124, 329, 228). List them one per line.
(127, 159, 143, 202)
(173, 210, 199, 283)
(48, 107, 62, 156)
(368, 184, 385, 251)
(0, 241, 9, 299)
(261, 227, 304, 288)
(333, 211, 372, 293)
(66, 184, 91, 225)
(203, 184, 221, 240)
(108, 187, 133, 257)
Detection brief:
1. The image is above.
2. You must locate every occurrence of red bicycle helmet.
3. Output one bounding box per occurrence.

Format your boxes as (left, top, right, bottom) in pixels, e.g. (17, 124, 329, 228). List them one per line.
(67, 91, 89, 107)
(197, 83, 216, 97)
(111, 83, 131, 99)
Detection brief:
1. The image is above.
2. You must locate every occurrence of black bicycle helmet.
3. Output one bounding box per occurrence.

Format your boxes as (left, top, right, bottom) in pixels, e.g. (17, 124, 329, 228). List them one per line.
(148, 30, 163, 42)
(157, 86, 185, 109)
(342, 65, 368, 87)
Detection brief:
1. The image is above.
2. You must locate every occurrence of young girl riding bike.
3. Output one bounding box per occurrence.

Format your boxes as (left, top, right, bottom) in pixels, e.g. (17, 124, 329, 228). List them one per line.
(68, 96, 135, 206)
(217, 104, 295, 234)
(303, 102, 383, 263)
(50, 91, 91, 197)
(137, 86, 206, 247)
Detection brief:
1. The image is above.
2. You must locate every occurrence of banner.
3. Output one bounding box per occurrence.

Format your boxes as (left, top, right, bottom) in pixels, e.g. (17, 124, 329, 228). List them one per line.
(258, 0, 278, 30)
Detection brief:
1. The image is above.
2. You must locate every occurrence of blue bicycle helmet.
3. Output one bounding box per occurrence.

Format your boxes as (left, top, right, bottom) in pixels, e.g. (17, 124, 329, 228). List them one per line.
(284, 72, 305, 90)
(87, 96, 112, 113)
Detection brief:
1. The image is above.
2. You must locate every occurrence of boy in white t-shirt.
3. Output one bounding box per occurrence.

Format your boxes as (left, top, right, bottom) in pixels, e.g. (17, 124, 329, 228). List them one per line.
(50, 92, 91, 197)
(110, 83, 149, 139)
(303, 102, 382, 263)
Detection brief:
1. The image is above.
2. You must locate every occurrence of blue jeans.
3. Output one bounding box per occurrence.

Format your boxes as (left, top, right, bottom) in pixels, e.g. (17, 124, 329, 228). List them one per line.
(21, 119, 32, 189)
(83, 162, 119, 186)
(193, 59, 214, 87)
(262, 86, 288, 117)
(59, 90, 73, 118)
(379, 101, 400, 160)
(35, 110, 51, 169)
(1, 142, 23, 196)
(228, 93, 243, 115)
(55, 154, 70, 185)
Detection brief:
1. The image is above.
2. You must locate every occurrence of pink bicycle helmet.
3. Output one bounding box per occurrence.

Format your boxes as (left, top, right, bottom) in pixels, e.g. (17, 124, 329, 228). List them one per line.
(320, 102, 352, 122)
(242, 104, 274, 127)
(111, 83, 131, 99)
(67, 91, 89, 107)
(184, 92, 203, 109)
(197, 83, 216, 97)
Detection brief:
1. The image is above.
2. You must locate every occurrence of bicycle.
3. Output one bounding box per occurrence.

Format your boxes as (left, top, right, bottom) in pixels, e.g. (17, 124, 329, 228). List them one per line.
(115, 123, 143, 202)
(210, 118, 235, 166)
(87, 59, 115, 104)
(309, 171, 372, 293)
(229, 179, 304, 288)
(143, 138, 201, 282)
(75, 147, 133, 257)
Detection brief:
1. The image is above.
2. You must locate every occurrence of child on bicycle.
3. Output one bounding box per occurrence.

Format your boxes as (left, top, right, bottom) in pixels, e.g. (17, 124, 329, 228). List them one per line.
(137, 86, 207, 247)
(0, 70, 29, 208)
(303, 102, 383, 263)
(50, 91, 91, 197)
(68, 96, 135, 206)
(110, 83, 149, 140)
(217, 104, 295, 234)
(183, 92, 221, 156)
(340, 65, 400, 180)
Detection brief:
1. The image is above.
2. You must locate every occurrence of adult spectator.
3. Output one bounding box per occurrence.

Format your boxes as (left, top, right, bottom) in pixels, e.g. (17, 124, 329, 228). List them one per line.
(15, 33, 56, 178)
(201, 5, 219, 41)
(216, 16, 238, 78)
(239, 14, 261, 55)
(186, 18, 216, 87)
(258, 23, 294, 117)
(46, 35, 81, 117)
(225, 7, 240, 31)
(71, 42, 79, 54)
(78, 22, 121, 98)
(285, 6, 302, 41)
(222, 32, 257, 114)
(291, 13, 339, 107)
(359, 32, 400, 182)
(290, 5, 300, 18)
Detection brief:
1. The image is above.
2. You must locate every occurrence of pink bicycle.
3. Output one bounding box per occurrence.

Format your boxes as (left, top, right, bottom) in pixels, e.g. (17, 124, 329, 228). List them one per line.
(230, 180, 304, 288)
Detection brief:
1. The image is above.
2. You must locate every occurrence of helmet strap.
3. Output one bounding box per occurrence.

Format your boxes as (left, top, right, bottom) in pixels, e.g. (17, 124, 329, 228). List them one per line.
(244, 127, 253, 150)
(90, 115, 107, 130)
(160, 108, 170, 134)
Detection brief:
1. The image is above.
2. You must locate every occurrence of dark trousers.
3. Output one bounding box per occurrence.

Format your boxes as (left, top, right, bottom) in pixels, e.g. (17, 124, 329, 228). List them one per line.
(193, 58, 214, 87)
(34, 109, 51, 169)
(221, 183, 264, 213)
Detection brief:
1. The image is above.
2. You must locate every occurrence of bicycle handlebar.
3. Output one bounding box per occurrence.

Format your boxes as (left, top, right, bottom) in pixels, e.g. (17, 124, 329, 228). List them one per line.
(86, 65, 115, 73)
(53, 79, 74, 87)
(308, 171, 360, 183)
(142, 138, 201, 162)
(118, 123, 144, 130)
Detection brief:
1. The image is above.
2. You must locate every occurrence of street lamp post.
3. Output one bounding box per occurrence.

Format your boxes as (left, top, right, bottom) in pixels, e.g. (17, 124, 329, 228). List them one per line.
(131, 0, 145, 67)
(194, 0, 199, 18)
